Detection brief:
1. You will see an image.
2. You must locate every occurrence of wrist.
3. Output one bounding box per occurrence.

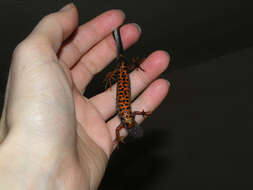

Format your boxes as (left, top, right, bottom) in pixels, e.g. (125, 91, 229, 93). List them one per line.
(0, 141, 78, 190)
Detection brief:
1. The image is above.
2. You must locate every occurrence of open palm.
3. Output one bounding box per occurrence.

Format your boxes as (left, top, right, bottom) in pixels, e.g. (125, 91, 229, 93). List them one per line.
(0, 4, 169, 190)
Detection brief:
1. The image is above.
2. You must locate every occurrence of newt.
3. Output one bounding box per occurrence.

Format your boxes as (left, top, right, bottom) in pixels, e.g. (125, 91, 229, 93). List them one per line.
(104, 28, 150, 145)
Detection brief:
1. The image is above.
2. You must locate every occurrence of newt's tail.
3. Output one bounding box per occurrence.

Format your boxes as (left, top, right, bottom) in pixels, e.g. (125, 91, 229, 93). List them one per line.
(113, 28, 123, 58)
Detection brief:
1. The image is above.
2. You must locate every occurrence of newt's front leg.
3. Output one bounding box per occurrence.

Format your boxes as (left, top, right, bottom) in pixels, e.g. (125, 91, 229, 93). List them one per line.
(128, 56, 145, 71)
(103, 68, 118, 90)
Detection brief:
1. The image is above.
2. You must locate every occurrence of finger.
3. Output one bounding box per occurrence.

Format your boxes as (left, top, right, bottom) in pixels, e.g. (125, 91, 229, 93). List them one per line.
(89, 50, 170, 120)
(25, 3, 78, 53)
(72, 87, 113, 157)
(107, 79, 170, 145)
(58, 9, 125, 68)
(72, 23, 141, 92)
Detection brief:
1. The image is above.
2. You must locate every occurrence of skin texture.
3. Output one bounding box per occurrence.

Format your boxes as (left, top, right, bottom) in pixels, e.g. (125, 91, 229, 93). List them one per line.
(117, 58, 132, 123)
(0, 3, 170, 190)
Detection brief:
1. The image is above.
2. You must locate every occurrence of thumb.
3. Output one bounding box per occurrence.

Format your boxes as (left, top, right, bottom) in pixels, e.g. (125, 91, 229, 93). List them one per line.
(0, 3, 79, 143)
(29, 3, 78, 52)
(0, 4, 79, 146)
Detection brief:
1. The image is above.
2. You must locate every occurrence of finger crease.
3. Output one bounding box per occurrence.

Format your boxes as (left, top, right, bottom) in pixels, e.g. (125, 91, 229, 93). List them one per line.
(71, 40, 82, 62)
(82, 58, 98, 76)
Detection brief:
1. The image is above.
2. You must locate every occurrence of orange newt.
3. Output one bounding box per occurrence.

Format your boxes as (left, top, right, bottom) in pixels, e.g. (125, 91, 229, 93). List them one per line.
(105, 28, 150, 145)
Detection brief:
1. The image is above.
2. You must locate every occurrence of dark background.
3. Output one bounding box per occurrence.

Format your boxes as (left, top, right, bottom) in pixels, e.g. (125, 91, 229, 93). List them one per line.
(1, 0, 253, 189)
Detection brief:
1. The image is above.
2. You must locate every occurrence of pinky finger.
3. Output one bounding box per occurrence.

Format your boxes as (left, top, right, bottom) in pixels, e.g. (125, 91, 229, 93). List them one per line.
(106, 79, 170, 149)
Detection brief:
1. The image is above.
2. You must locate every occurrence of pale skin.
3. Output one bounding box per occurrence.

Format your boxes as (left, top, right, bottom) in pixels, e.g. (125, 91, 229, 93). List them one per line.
(0, 3, 170, 190)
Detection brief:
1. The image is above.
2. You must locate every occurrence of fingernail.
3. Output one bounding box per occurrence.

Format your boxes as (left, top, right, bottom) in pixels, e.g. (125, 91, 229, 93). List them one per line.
(132, 23, 142, 32)
(116, 9, 126, 19)
(161, 50, 170, 58)
(60, 3, 74, 12)
(167, 80, 171, 87)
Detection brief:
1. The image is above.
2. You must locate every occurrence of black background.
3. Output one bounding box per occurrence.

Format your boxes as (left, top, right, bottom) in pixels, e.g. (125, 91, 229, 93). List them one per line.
(1, 0, 253, 189)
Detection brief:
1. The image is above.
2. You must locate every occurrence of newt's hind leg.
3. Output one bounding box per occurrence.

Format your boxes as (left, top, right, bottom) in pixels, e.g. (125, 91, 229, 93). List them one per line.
(103, 68, 118, 90)
(113, 123, 126, 145)
(133, 110, 151, 118)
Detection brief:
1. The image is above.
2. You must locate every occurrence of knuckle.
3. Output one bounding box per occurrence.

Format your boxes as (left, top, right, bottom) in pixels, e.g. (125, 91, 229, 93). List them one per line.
(83, 58, 99, 75)
(13, 37, 46, 58)
(12, 37, 56, 69)
(13, 40, 34, 60)
(41, 12, 58, 23)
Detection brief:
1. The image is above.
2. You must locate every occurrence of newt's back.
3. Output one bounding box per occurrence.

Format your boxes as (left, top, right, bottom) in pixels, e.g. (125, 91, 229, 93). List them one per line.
(116, 57, 133, 125)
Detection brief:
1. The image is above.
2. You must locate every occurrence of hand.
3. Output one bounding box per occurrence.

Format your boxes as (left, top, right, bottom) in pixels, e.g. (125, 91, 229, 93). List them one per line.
(0, 3, 170, 190)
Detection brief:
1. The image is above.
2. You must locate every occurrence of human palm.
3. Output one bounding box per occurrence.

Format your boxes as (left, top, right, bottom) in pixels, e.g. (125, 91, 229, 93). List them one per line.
(0, 3, 169, 190)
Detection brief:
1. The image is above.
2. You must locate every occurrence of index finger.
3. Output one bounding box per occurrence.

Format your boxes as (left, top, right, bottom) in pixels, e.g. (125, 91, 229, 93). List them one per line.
(29, 3, 79, 53)
(58, 9, 125, 68)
